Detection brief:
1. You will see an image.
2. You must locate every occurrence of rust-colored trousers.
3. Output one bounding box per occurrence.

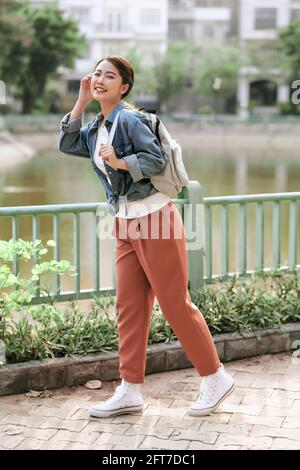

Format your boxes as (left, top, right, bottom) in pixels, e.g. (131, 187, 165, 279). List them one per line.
(112, 200, 221, 383)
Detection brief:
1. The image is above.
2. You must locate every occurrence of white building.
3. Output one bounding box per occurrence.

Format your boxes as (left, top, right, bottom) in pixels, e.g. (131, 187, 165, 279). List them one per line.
(29, 0, 168, 109)
(168, 0, 233, 45)
(238, 0, 299, 117)
(57, 0, 168, 98)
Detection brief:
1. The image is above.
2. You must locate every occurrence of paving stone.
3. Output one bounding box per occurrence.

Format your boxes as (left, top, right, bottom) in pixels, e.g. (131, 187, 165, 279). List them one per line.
(232, 372, 257, 387)
(229, 414, 284, 428)
(217, 403, 264, 416)
(250, 425, 300, 441)
(39, 417, 89, 432)
(215, 433, 273, 449)
(271, 438, 300, 450)
(142, 405, 187, 418)
(39, 439, 70, 450)
(241, 394, 294, 408)
(83, 422, 130, 435)
(189, 442, 241, 450)
(170, 429, 218, 445)
(277, 377, 300, 391)
(0, 351, 296, 451)
(111, 415, 159, 426)
(251, 374, 282, 389)
(15, 438, 43, 450)
(140, 436, 189, 450)
(93, 432, 145, 448)
(200, 421, 252, 436)
(157, 416, 200, 430)
(126, 423, 172, 439)
(0, 434, 25, 449)
(51, 429, 99, 445)
(271, 389, 300, 401)
(22, 428, 57, 441)
(282, 417, 300, 429)
(64, 442, 92, 450)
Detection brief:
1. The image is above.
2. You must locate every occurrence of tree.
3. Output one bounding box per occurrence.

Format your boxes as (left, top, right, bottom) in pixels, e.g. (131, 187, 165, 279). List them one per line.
(0, 1, 86, 113)
(193, 39, 242, 109)
(277, 18, 300, 78)
(152, 42, 192, 111)
(0, 0, 31, 80)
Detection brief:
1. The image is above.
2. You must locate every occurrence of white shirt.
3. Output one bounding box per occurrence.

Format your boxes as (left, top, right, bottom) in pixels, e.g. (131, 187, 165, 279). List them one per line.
(93, 124, 171, 218)
(94, 124, 113, 185)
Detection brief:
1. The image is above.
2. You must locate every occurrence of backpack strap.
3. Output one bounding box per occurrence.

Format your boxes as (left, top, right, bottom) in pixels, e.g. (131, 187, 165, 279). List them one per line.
(139, 107, 157, 114)
(139, 108, 161, 145)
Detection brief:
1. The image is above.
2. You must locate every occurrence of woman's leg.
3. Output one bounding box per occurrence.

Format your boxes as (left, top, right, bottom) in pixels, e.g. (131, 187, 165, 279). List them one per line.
(131, 201, 221, 377)
(114, 217, 155, 384)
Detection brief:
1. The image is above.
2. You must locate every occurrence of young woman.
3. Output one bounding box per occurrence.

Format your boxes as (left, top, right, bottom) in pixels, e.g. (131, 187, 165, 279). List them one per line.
(59, 55, 235, 418)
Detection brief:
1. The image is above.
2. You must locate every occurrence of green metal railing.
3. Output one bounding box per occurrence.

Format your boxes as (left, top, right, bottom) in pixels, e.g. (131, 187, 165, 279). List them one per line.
(0, 181, 299, 303)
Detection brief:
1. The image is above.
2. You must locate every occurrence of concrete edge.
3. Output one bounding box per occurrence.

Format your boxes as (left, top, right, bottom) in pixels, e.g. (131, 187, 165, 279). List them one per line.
(1, 322, 300, 396)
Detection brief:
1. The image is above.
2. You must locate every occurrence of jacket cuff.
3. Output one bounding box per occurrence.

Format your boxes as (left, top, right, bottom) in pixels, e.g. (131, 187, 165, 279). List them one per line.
(122, 154, 144, 182)
(60, 112, 83, 133)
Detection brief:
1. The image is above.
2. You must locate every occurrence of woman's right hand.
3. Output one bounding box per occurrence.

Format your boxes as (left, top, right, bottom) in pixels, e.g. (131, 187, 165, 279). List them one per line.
(78, 74, 93, 105)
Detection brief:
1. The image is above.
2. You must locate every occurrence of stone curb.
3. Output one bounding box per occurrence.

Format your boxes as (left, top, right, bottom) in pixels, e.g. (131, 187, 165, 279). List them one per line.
(1, 322, 300, 396)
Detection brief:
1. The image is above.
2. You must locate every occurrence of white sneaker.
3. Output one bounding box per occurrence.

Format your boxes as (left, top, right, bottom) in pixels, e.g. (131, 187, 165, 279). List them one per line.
(189, 364, 236, 416)
(88, 379, 144, 418)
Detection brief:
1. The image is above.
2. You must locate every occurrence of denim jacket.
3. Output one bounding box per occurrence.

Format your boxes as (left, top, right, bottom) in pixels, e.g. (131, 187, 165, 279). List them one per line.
(58, 100, 167, 216)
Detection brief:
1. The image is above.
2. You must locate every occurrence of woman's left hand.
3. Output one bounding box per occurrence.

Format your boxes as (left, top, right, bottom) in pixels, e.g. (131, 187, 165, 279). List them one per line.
(99, 144, 120, 169)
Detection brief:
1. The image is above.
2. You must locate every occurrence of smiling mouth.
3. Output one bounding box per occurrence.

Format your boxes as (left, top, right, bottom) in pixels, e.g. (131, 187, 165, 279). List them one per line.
(95, 87, 107, 93)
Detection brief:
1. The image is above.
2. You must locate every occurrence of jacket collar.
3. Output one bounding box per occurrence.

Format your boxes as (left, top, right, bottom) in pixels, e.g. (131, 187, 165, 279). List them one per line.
(89, 100, 130, 131)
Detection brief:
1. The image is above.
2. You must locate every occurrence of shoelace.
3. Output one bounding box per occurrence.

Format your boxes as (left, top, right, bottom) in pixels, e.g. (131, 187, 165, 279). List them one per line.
(197, 374, 219, 405)
(103, 383, 129, 406)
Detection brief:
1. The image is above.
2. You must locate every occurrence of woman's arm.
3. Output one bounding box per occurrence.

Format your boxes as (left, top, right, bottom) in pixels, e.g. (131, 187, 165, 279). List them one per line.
(58, 75, 93, 158)
(123, 115, 167, 182)
(59, 111, 90, 158)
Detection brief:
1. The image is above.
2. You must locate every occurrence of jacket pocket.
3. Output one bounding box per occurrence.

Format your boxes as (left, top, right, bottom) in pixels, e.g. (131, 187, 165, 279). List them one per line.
(114, 142, 133, 158)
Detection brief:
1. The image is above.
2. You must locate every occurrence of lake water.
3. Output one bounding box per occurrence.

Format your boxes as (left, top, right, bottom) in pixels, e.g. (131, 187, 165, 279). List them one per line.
(0, 146, 299, 291)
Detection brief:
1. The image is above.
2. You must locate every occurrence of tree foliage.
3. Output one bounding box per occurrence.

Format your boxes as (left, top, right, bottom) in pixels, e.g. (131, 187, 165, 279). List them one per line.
(193, 39, 242, 98)
(0, 1, 86, 113)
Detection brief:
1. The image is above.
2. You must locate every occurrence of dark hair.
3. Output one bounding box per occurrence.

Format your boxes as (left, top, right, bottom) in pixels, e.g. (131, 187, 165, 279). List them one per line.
(94, 55, 134, 100)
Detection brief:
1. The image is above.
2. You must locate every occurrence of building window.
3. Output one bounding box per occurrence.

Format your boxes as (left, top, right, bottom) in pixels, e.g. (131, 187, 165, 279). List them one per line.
(140, 9, 161, 26)
(195, 0, 229, 6)
(169, 21, 191, 40)
(70, 8, 89, 22)
(68, 80, 81, 94)
(254, 8, 277, 30)
(202, 24, 215, 37)
(291, 8, 300, 20)
(171, 0, 194, 8)
(107, 9, 127, 32)
(82, 45, 91, 60)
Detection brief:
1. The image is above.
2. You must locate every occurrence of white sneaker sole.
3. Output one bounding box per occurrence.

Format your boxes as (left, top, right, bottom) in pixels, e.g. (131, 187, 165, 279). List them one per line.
(188, 381, 236, 417)
(88, 403, 144, 418)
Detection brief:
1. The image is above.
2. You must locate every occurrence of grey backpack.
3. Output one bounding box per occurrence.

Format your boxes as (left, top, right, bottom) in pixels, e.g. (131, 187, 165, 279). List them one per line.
(139, 108, 190, 197)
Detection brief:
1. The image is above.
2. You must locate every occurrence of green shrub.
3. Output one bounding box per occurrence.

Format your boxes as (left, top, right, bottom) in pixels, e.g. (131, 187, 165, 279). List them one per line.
(0, 238, 75, 360)
(197, 105, 214, 115)
(1, 239, 299, 364)
(190, 268, 300, 335)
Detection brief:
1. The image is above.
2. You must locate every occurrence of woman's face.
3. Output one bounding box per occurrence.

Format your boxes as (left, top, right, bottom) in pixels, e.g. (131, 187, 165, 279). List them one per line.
(90, 60, 129, 103)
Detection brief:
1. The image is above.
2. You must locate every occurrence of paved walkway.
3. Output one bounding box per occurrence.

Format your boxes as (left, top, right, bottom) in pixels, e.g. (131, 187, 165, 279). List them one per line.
(0, 351, 299, 450)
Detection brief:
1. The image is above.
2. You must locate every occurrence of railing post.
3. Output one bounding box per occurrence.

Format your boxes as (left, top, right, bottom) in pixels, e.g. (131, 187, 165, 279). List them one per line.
(178, 181, 204, 292)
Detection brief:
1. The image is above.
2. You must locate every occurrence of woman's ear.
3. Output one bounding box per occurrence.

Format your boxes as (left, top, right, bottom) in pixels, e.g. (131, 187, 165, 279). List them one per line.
(121, 83, 130, 95)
